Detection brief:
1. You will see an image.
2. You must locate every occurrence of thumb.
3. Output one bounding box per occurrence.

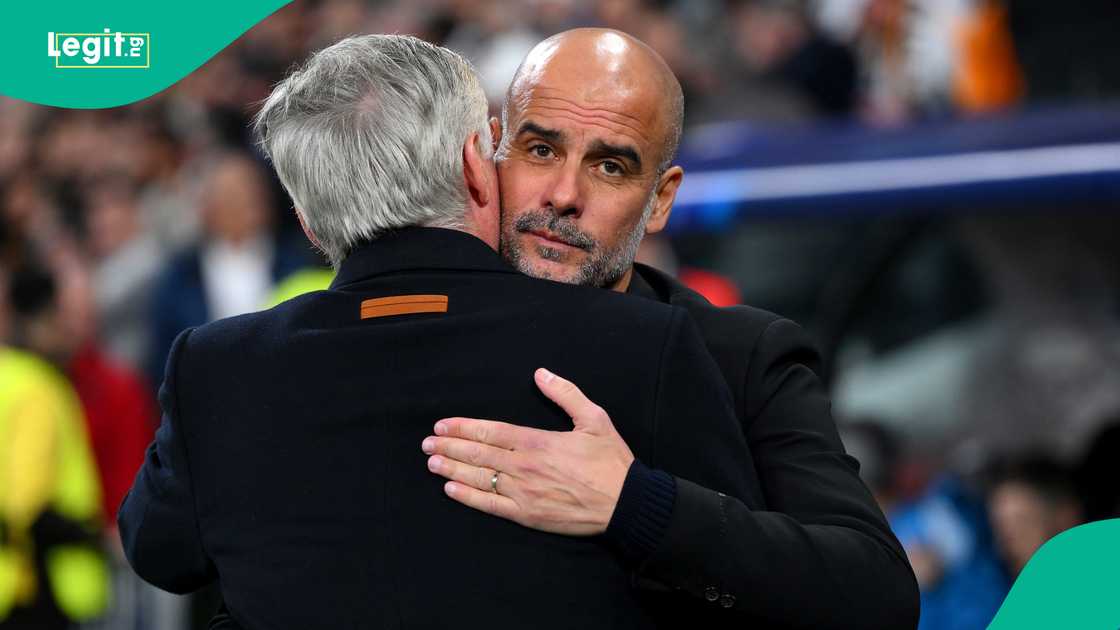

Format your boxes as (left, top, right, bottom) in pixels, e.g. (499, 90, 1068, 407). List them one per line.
(535, 368, 611, 433)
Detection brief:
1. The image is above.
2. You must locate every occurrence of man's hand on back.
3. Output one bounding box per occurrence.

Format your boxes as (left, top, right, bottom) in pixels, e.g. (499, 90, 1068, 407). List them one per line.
(421, 368, 635, 536)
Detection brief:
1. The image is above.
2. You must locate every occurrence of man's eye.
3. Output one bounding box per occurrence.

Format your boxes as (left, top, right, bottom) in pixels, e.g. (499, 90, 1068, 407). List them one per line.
(530, 145, 553, 158)
(598, 161, 623, 176)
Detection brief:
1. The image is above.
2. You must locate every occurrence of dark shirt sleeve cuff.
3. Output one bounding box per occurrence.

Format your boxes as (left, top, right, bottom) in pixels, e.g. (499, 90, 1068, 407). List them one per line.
(604, 459, 677, 566)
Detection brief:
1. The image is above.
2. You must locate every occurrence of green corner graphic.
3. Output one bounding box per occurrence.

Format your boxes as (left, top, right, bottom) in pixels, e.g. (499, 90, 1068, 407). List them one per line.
(2, 1, 294, 108)
(987, 518, 1120, 629)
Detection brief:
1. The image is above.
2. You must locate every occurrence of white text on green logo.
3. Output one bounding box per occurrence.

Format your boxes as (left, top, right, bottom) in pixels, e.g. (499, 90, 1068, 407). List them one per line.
(47, 30, 150, 68)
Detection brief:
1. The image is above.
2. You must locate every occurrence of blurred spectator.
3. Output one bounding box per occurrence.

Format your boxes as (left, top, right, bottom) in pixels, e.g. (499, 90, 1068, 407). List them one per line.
(1, 171, 55, 251)
(987, 453, 1083, 579)
(147, 151, 311, 388)
(1, 263, 109, 628)
(86, 177, 165, 371)
(952, 0, 1022, 113)
(443, 0, 543, 107)
(848, 0, 946, 121)
(843, 420, 1008, 630)
(731, 0, 858, 117)
(133, 117, 200, 255)
(7, 255, 79, 366)
(0, 102, 35, 184)
(237, 2, 310, 108)
(3, 255, 154, 532)
(815, 0, 1023, 122)
(2, 247, 166, 630)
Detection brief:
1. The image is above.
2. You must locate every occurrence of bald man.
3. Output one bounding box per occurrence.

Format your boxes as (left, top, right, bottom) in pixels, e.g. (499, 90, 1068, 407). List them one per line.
(423, 29, 920, 628)
(492, 29, 684, 290)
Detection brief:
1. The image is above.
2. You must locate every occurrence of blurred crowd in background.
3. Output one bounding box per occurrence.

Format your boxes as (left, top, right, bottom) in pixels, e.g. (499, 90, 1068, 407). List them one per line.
(1, 0, 1118, 628)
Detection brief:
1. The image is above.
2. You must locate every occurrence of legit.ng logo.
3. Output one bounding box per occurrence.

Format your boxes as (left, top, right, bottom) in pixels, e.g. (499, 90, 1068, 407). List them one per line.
(47, 29, 150, 69)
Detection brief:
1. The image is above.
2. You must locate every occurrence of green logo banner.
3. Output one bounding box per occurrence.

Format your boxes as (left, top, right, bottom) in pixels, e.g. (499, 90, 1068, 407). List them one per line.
(1, 0, 293, 108)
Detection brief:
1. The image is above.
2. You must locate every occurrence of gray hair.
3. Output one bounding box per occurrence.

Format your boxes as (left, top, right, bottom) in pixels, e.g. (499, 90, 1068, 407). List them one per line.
(253, 34, 492, 267)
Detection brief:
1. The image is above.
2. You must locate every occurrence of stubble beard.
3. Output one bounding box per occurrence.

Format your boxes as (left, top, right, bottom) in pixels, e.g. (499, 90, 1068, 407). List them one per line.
(499, 190, 656, 289)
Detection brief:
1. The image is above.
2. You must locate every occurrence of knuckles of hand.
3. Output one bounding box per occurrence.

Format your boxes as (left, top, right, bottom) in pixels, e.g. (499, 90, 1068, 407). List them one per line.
(486, 494, 505, 515)
(465, 444, 486, 466)
(473, 424, 491, 445)
(587, 406, 609, 426)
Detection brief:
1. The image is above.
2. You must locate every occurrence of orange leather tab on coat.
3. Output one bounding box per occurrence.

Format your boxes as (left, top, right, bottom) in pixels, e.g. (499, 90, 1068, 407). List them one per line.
(360, 294, 449, 319)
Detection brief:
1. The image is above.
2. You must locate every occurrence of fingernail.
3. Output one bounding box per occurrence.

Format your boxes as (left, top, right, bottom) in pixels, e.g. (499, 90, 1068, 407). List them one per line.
(434, 422, 448, 436)
(428, 455, 442, 472)
(538, 368, 555, 383)
(422, 437, 436, 453)
(445, 482, 457, 496)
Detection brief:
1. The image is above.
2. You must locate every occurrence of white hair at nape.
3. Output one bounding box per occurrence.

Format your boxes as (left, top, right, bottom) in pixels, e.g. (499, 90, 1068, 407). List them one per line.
(253, 34, 492, 268)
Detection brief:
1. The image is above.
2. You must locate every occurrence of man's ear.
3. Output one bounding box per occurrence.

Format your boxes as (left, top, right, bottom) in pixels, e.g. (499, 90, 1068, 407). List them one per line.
(489, 116, 502, 154)
(644, 165, 683, 235)
(463, 131, 496, 209)
(294, 208, 323, 251)
(462, 130, 501, 250)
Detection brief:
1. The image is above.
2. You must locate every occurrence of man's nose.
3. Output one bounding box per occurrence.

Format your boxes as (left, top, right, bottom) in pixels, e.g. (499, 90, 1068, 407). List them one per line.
(544, 160, 583, 217)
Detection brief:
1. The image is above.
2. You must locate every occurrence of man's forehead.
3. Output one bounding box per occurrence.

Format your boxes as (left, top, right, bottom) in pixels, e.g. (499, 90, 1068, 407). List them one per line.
(511, 84, 659, 150)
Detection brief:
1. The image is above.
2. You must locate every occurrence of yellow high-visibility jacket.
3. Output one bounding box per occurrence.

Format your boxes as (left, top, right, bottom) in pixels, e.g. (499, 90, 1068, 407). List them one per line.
(0, 346, 108, 621)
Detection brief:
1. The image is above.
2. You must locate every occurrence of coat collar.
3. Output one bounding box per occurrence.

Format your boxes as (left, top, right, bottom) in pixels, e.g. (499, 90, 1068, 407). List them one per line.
(627, 262, 721, 311)
(329, 227, 515, 289)
(626, 262, 677, 304)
